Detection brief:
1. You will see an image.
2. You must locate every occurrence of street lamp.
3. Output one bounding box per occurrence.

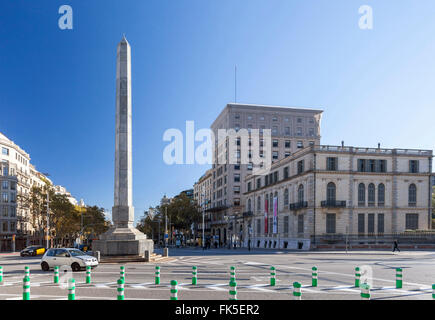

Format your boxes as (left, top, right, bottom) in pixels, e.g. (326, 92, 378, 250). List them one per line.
(161, 195, 170, 248)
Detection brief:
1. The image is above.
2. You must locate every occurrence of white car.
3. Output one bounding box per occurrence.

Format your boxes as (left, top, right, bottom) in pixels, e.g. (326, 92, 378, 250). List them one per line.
(41, 248, 98, 272)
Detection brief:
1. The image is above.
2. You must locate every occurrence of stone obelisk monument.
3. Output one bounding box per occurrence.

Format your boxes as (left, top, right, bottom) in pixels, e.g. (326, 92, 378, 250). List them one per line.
(93, 36, 153, 256)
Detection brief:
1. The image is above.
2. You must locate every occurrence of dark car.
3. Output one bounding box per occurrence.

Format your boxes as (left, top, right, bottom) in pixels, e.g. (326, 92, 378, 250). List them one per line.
(20, 245, 46, 257)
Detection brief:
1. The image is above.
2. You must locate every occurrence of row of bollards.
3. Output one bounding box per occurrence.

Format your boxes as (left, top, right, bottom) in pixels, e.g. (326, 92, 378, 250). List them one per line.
(5, 264, 432, 300)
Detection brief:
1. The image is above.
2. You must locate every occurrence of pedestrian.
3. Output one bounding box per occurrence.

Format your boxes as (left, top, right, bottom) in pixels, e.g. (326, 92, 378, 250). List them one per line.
(393, 239, 400, 252)
(248, 239, 251, 251)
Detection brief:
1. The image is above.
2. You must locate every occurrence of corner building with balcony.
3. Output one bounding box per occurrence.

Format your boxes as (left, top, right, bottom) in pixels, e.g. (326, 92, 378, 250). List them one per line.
(209, 103, 323, 247)
(243, 144, 433, 250)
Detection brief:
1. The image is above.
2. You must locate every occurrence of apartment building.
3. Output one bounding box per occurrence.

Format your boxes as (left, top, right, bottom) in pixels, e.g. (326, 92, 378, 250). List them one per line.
(0, 132, 75, 251)
(193, 169, 213, 237)
(207, 103, 323, 246)
(243, 144, 433, 250)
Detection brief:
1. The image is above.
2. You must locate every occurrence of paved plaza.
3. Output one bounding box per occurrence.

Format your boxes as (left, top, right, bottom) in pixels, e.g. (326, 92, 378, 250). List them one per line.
(0, 248, 434, 300)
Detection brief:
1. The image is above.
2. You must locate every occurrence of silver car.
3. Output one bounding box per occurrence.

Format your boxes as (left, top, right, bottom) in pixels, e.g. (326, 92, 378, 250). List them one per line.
(41, 248, 98, 272)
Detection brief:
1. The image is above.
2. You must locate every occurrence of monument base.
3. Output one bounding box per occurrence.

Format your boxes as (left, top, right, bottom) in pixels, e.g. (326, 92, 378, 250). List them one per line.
(93, 226, 154, 256)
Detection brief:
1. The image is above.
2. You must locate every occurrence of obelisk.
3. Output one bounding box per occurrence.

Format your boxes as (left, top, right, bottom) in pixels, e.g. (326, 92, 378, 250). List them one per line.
(93, 36, 153, 256)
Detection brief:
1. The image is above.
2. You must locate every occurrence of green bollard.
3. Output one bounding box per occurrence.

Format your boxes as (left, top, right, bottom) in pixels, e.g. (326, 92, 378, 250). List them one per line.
(192, 266, 197, 285)
(117, 278, 125, 300)
(155, 266, 160, 284)
(170, 280, 178, 300)
(68, 278, 76, 300)
(54, 266, 59, 284)
(229, 280, 237, 300)
(86, 266, 91, 284)
(312, 266, 318, 287)
(270, 267, 276, 286)
(396, 268, 402, 289)
(355, 267, 360, 287)
(22, 276, 30, 300)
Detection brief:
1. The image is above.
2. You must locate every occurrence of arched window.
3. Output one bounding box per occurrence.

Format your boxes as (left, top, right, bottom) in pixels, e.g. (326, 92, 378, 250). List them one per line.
(257, 196, 261, 212)
(327, 182, 336, 203)
(409, 184, 417, 207)
(298, 184, 304, 204)
(269, 193, 273, 212)
(368, 183, 375, 206)
(378, 184, 385, 207)
(247, 199, 251, 212)
(358, 183, 365, 206)
(284, 188, 289, 206)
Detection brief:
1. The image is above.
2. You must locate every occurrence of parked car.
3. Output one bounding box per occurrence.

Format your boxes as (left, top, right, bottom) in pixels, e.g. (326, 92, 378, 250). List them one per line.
(40, 248, 98, 272)
(20, 245, 46, 257)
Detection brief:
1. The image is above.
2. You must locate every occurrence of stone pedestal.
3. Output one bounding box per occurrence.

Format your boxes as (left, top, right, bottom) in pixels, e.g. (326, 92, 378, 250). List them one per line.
(93, 226, 153, 256)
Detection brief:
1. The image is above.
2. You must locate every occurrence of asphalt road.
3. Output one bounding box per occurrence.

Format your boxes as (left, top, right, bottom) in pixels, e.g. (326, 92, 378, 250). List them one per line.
(0, 248, 434, 300)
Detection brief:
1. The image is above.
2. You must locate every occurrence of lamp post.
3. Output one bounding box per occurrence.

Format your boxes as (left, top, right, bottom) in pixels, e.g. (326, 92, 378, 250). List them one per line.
(201, 193, 207, 249)
(161, 195, 170, 249)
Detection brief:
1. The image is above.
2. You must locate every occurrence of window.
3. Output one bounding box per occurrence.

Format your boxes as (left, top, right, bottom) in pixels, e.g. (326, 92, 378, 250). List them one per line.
(9, 222, 15, 232)
(235, 124, 240, 132)
(284, 216, 289, 233)
(260, 116, 265, 121)
(256, 219, 261, 234)
(2, 192, 8, 203)
(234, 186, 240, 194)
(235, 113, 240, 119)
(285, 152, 290, 158)
(297, 141, 303, 149)
(368, 183, 375, 207)
(272, 126, 278, 135)
(285, 127, 290, 136)
(247, 183, 251, 192)
(269, 193, 273, 213)
(358, 183, 365, 207)
(234, 164, 240, 170)
(273, 171, 278, 183)
(309, 128, 315, 136)
(2, 148, 9, 155)
(409, 160, 419, 173)
(298, 185, 304, 204)
(247, 199, 251, 212)
(296, 127, 302, 136)
(247, 163, 253, 170)
(284, 188, 289, 206)
(265, 175, 268, 186)
(10, 182, 16, 190)
(326, 214, 336, 233)
(326, 157, 338, 171)
(298, 215, 304, 234)
(234, 174, 240, 182)
(2, 181, 8, 190)
(327, 182, 336, 202)
(247, 115, 252, 120)
(236, 138, 241, 146)
(284, 167, 289, 179)
(285, 140, 291, 148)
(378, 184, 385, 207)
(309, 141, 315, 146)
(272, 151, 278, 160)
(2, 206, 7, 217)
(273, 140, 278, 147)
(358, 159, 366, 172)
(272, 116, 278, 122)
(408, 184, 417, 206)
(297, 118, 302, 123)
(378, 214, 384, 233)
(257, 178, 261, 189)
(377, 160, 387, 173)
(2, 222, 7, 232)
(3, 167, 8, 176)
(405, 214, 419, 230)
(234, 198, 240, 206)
(257, 196, 261, 212)
(358, 214, 365, 234)
(368, 160, 376, 172)
(297, 160, 304, 174)
(368, 214, 375, 234)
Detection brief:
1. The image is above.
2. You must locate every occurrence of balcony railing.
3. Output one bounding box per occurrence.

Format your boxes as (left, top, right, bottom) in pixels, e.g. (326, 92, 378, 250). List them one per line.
(290, 201, 308, 210)
(320, 200, 346, 208)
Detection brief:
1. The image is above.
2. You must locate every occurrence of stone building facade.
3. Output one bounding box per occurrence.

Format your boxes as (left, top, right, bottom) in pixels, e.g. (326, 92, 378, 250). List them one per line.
(208, 103, 323, 246)
(243, 144, 433, 250)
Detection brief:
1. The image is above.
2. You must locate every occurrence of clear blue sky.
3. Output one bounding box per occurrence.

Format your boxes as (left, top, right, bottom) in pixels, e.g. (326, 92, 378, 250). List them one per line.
(1, 0, 434, 224)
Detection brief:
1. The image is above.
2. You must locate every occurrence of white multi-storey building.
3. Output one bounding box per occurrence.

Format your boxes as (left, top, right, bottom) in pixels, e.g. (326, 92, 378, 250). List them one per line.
(0, 132, 76, 251)
(243, 144, 433, 250)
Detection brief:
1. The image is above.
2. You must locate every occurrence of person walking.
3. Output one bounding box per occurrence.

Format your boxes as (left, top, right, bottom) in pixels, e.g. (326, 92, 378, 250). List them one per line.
(393, 239, 400, 252)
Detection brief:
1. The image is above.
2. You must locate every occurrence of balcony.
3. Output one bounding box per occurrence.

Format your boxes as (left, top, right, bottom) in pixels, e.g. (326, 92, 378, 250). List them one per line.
(290, 201, 308, 210)
(321, 200, 346, 208)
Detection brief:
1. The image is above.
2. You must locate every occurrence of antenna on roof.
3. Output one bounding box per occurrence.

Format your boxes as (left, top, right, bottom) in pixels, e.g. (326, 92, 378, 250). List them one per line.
(234, 65, 237, 103)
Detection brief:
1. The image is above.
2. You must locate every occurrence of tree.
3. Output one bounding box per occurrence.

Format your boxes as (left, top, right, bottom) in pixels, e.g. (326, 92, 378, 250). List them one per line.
(165, 193, 201, 232)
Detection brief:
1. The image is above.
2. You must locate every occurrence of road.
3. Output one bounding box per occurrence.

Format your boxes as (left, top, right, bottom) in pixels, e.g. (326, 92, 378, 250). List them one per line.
(0, 248, 434, 300)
